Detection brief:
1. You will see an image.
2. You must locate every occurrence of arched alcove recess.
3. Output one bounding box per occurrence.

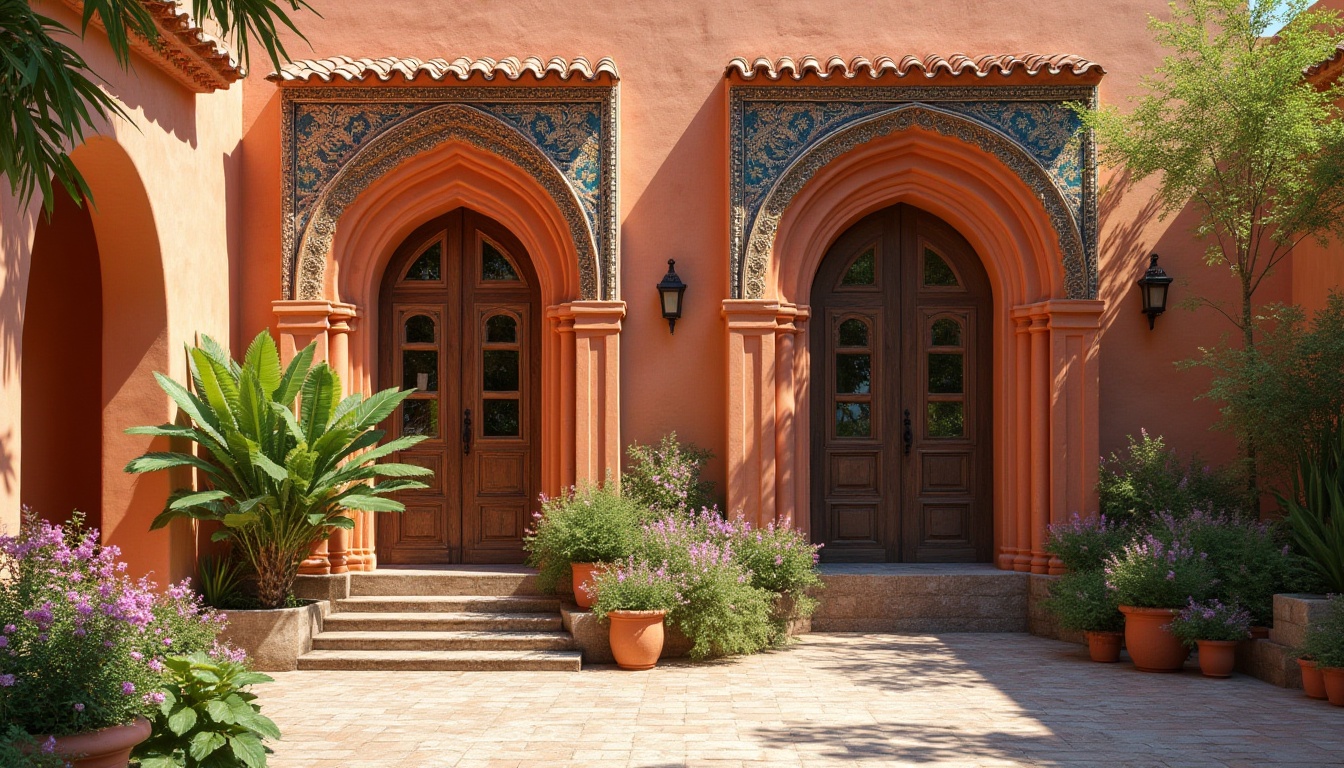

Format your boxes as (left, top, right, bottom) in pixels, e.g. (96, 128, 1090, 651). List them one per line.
(273, 108, 623, 573)
(723, 118, 1102, 574)
(67, 137, 176, 579)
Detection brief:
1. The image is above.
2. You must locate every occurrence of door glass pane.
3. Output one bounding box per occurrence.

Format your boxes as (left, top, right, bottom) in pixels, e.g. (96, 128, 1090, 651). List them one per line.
(923, 248, 960, 287)
(838, 318, 869, 348)
(927, 401, 964, 438)
(483, 350, 520, 392)
(931, 318, 961, 347)
(403, 400, 439, 437)
(482, 240, 520, 281)
(402, 350, 438, 392)
(928, 353, 964, 394)
(405, 314, 435, 343)
(841, 247, 876, 285)
(405, 242, 442, 281)
(835, 354, 871, 394)
(483, 399, 520, 436)
(486, 314, 517, 343)
(835, 402, 871, 437)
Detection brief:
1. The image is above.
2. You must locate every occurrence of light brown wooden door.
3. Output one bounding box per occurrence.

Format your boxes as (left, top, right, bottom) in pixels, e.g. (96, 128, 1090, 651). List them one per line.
(810, 204, 992, 562)
(378, 209, 541, 564)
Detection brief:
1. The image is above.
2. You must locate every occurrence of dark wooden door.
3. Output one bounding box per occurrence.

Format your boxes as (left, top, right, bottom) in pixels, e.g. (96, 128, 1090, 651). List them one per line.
(378, 209, 541, 564)
(810, 204, 992, 562)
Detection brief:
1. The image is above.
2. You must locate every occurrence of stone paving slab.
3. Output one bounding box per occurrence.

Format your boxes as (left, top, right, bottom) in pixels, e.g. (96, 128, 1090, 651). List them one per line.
(256, 633, 1342, 767)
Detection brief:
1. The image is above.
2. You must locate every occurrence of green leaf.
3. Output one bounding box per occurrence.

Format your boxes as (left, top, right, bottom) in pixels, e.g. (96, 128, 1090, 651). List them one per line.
(300, 364, 339, 442)
(244, 331, 283, 400)
(190, 730, 227, 761)
(274, 341, 316, 406)
(223, 512, 260, 528)
(137, 756, 179, 768)
(236, 711, 283, 741)
(230, 672, 275, 687)
(159, 688, 179, 716)
(190, 668, 222, 684)
(168, 704, 199, 736)
(124, 451, 221, 476)
(229, 732, 268, 768)
(169, 490, 232, 510)
(204, 698, 235, 724)
(249, 450, 288, 483)
(338, 494, 406, 512)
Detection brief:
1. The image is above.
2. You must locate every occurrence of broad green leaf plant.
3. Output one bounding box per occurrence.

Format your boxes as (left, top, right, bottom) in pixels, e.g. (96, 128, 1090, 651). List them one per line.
(125, 331, 430, 608)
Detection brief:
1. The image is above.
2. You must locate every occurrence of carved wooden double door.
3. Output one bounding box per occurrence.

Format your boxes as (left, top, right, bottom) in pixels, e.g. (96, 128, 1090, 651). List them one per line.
(810, 204, 992, 563)
(378, 209, 540, 564)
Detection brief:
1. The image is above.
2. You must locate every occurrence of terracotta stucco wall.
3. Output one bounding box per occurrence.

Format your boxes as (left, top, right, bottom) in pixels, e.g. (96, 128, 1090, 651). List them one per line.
(0, 1, 243, 582)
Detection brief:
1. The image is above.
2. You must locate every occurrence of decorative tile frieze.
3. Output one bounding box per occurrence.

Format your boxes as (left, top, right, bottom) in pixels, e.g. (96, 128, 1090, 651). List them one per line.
(729, 85, 1098, 300)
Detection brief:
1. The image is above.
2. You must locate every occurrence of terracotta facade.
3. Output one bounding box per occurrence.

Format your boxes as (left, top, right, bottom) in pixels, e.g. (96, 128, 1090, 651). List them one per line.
(0, 0, 1320, 580)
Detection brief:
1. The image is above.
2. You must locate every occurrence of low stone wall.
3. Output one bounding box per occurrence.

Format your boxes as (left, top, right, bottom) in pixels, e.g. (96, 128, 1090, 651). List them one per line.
(219, 601, 328, 672)
(562, 608, 694, 664)
(1026, 574, 1084, 644)
(810, 565, 1028, 632)
(1234, 593, 1333, 689)
(1270, 593, 1331, 649)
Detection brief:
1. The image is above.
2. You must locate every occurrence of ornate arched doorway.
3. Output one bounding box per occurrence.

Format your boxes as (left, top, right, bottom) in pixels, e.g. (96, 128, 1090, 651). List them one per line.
(810, 204, 992, 562)
(377, 208, 541, 564)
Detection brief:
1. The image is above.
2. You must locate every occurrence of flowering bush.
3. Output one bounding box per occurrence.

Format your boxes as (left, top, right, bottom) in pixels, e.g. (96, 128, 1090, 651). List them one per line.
(0, 726, 68, 768)
(1045, 514, 1130, 573)
(1044, 570, 1124, 633)
(622, 433, 716, 514)
(1097, 431, 1249, 525)
(1169, 598, 1252, 646)
(586, 557, 682, 620)
(728, 519, 823, 622)
(524, 483, 646, 592)
(1103, 534, 1215, 609)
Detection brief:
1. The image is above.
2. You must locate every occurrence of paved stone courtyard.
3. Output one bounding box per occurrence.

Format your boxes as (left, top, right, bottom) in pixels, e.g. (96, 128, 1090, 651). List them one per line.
(258, 633, 1342, 767)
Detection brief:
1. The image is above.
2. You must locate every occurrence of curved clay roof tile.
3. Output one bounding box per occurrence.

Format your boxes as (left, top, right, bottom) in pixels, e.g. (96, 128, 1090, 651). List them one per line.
(269, 55, 619, 84)
(724, 54, 1105, 82)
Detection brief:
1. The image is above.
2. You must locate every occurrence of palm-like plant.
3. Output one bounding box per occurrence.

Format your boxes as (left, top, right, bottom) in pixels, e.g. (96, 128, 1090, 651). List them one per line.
(1280, 421, 1344, 594)
(125, 331, 430, 608)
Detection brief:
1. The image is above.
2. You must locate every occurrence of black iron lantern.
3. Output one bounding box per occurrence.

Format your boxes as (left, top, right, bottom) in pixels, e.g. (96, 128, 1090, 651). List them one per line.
(656, 259, 687, 333)
(1137, 253, 1173, 330)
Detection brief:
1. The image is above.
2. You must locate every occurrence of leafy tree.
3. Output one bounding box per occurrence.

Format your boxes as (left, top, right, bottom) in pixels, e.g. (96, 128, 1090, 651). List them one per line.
(1077, 0, 1344, 494)
(1, 0, 312, 214)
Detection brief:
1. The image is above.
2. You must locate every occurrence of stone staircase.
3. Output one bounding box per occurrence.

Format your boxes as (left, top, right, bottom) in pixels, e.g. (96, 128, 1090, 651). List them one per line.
(296, 568, 583, 672)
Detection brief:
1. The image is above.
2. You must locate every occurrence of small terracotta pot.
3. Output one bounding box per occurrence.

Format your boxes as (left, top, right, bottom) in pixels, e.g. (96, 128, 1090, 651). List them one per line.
(1085, 631, 1123, 663)
(1249, 626, 1270, 640)
(1299, 658, 1328, 699)
(571, 562, 602, 610)
(1195, 639, 1238, 678)
(607, 609, 667, 670)
(1322, 667, 1344, 707)
(1119, 606, 1190, 673)
(34, 717, 151, 767)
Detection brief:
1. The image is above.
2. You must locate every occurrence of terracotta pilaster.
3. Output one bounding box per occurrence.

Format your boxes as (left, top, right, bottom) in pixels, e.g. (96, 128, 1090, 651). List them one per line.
(547, 301, 624, 491)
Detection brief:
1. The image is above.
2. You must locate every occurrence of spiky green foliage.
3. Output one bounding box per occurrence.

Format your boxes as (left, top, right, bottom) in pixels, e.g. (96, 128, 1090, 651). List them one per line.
(125, 331, 430, 608)
(1278, 420, 1344, 594)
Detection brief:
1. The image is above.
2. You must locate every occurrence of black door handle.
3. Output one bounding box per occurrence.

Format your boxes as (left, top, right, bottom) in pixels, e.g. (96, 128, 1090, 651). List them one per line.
(462, 409, 472, 455)
(903, 409, 913, 455)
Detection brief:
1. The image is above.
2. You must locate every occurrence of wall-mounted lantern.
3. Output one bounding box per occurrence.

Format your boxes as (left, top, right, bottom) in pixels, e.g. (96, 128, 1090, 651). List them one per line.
(1137, 253, 1173, 330)
(656, 259, 687, 334)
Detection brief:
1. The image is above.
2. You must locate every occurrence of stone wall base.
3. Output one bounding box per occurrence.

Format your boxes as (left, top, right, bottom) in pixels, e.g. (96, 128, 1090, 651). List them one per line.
(811, 566, 1028, 632)
(220, 601, 328, 672)
(1025, 574, 1083, 644)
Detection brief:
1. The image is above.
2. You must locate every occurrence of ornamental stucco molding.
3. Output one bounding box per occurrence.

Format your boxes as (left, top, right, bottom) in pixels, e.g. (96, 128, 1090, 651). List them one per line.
(728, 84, 1098, 301)
(280, 85, 619, 301)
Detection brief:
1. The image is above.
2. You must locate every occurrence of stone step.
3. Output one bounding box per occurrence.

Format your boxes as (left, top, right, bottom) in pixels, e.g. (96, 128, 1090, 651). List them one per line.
(297, 649, 582, 672)
(322, 611, 563, 633)
(350, 568, 549, 597)
(312, 630, 574, 652)
(335, 595, 562, 614)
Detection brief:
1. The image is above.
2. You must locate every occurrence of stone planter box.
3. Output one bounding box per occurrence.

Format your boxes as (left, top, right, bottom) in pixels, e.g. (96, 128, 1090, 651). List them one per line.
(1232, 595, 1332, 689)
(1270, 593, 1331, 649)
(218, 601, 327, 672)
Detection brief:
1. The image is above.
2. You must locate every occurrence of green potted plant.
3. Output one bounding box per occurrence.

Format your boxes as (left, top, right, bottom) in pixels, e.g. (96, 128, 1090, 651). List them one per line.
(1301, 594, 1344, 706)
(588, 557, 681, 670)
(1045, 570, 1126, 662)
(524, 483, 643, 609)
(1169, 599, 1252, 678)
(1105, 534, 1214, 672)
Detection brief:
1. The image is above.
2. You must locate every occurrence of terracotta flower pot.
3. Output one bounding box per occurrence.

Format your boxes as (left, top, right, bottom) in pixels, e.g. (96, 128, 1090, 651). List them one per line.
(35, 717, 151, 767)
(1299, 658, 1328, 700)
(1195, 639, 1238, 678)
(571, 562, 602, 610)
(1322, 667, 1344, 707)
(1085, 631, 1123, 663)
(607, 609, 667, 670)
(1119, 605, 1190, 673)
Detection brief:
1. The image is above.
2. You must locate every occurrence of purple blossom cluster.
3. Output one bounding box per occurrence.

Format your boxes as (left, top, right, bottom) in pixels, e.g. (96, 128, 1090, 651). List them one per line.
(1170, 597, 1253, 644)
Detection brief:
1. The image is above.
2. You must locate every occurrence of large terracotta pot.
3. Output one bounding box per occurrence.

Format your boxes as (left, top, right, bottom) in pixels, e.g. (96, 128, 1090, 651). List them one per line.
(1085, 631, 1123, 663)
(1322, 667, 1344, 707)
(1119, 606, 1190, 673)
(607, 609, 667, 670)
(1299, 658, 1328, 699)
(1195, 640, 1238, 678)
(571, 562, 603, 609)
(36, 717, 151, 767)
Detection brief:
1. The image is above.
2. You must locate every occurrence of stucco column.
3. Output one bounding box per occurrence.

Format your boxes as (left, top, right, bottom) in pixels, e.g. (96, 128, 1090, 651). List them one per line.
(1008, 314, 1032, 572)
(549, 301, 624, 490)
(325, 304, 356, 574)
(774, 305, 807, 530)
(1044, 300, 1103, 575)
(1028, 314, 1051, 574)
(723, 299, 781, 528)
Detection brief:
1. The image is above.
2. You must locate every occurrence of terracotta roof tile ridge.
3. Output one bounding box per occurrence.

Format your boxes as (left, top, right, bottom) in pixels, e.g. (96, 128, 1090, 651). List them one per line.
(64, 0, 241, 92)
(725, 53, 1105, 81)
(270, 55, 619, 84)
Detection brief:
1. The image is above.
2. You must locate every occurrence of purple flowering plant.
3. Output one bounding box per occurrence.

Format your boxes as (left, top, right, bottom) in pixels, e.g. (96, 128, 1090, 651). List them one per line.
(1168, 598, 1252, 646)
(586, 557, 682, 620)
(1046, 513, 1130, 573)
(622, 433, 717, 515)
(1103, 533, 1216, 609)
(0, 511, 237, 741)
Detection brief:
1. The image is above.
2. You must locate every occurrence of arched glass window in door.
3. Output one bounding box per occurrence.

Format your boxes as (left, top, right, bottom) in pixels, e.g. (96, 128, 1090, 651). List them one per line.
(834, 317, 873, 438)
(926, 316, 965, 438)
(401, 312, 440, 437)
(481, 313, 521, 436)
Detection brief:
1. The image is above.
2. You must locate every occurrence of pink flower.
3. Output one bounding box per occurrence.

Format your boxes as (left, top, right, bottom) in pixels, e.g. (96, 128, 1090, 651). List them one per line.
(0, 674, 15, 687)
(121, 681, 136, 695)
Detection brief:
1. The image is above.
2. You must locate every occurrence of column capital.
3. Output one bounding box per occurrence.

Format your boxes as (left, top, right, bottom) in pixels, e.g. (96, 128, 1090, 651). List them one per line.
(548, 300, 625, 333)
(723, 298, 783, 330)
(273, 299, 336, 330)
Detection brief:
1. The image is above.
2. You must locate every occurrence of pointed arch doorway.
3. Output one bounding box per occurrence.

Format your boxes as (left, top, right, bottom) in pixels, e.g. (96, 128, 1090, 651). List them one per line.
(810, 204, 993, 563)
(377, 208, 541, 564)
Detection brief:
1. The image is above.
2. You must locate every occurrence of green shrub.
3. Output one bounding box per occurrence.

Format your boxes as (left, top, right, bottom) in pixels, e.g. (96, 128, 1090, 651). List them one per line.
(1104, 533, 1215, 609)
(196, 556, 246, 611)
(524, 483, 645, 592)
(1097, 431, 1249, 525)
(1044, 570, 1123, 633)
(0, 727, 68, 768)
(1168, 599, 1252, 646)
(134, 652, 280, 768)
(587, 557, 682, 621)
(721, 518, 822, 630)
(1278, 418, 1344, 594)
(1045, 514, 1130, 573)
(1301, 594, 1344, 668)
(622, 433, 716, 514)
